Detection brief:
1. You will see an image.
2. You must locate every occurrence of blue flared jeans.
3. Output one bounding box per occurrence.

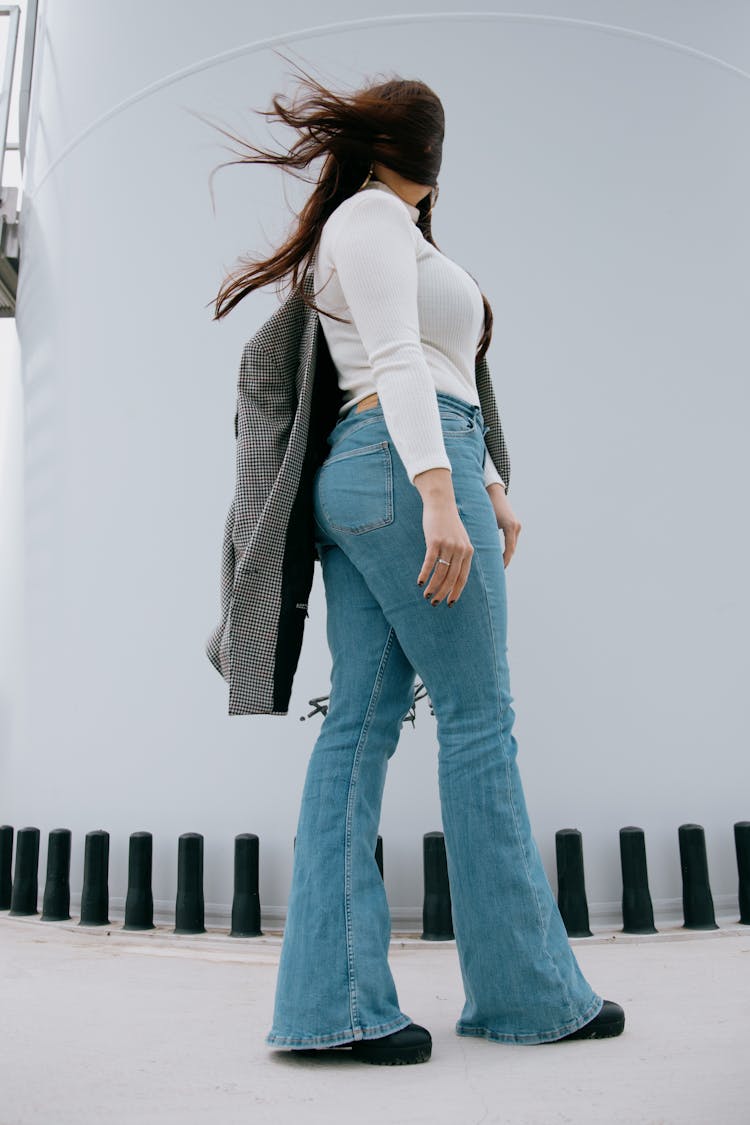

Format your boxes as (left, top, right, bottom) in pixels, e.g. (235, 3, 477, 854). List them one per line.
(265, 390, 603, 1048)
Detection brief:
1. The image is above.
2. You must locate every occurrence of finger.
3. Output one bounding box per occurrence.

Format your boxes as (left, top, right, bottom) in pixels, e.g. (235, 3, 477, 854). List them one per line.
(423, 557, 454, 601)
(447, 553, 473, 605)
(503, 524, 520, 566)
(417, 545, 441, 587)
(428, 551, 471, 603)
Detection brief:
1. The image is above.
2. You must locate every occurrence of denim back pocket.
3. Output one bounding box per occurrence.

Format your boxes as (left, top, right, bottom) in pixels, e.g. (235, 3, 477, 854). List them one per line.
(440, 409, 478, 437)
(317, 440, 394, 534)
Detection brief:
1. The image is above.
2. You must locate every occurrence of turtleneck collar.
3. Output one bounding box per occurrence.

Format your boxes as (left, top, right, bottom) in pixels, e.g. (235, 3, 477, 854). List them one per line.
(357, 178, 421, 224)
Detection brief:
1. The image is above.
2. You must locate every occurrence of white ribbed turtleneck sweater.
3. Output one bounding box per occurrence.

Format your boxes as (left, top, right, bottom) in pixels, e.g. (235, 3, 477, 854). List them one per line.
(313, 179, 506, 490)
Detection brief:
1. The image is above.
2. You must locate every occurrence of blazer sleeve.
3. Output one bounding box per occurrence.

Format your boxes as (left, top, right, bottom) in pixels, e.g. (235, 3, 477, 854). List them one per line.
(232, 341, 296, 554)
(476, 350, 511, 494)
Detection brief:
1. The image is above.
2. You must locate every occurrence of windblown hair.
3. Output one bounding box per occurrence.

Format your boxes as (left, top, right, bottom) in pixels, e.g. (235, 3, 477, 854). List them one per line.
(201, 55, 494, 360)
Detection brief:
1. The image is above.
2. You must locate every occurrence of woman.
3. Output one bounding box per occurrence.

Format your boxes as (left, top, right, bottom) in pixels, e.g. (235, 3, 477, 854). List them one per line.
(210, 62, 625, 1065)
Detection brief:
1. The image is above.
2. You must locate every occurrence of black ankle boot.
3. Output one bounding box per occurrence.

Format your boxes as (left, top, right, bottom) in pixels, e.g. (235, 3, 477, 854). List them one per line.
(552, 999, 625, 1041)
(292, 1022, 432, 1064)
(351, 1022, 432, 1065)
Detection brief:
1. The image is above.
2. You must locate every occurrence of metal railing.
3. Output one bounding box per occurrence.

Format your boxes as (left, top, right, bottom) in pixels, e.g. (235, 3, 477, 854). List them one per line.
(0, 0, 38, 315)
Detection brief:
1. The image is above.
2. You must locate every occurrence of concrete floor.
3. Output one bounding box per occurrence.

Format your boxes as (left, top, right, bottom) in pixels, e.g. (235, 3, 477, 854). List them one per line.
(1, 912, 747, 1125)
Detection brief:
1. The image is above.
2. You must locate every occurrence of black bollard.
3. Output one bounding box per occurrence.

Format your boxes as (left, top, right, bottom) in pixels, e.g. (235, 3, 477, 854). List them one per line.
(375, 835, 384, 881)
(123, 832, 155, 931)
(9, 826, 40, 916)
(79, 829, 110, 926)
(679, 823, 718, 930)
(0, 825, 14, 909)
(174, 833, 205, 935)
(555, 829, 593, 937)
(733, 821, 750, 925)
(421, 831, 454, 940)
(230, 833, 262, 938)
(41, 828, 72, 922)
(619, 826, 657, 934)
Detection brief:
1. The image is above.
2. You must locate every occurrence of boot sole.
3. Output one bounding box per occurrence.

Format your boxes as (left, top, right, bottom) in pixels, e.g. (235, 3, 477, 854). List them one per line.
(555, 1018, 625, 1041)
(351, 1042, 432, 1065)
(289, 1040, 432, 1063)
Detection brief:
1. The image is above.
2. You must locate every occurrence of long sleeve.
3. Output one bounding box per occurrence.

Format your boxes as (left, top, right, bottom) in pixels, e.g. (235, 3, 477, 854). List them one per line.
(483, 452, 506, 491)
(329, 193, 453, 486)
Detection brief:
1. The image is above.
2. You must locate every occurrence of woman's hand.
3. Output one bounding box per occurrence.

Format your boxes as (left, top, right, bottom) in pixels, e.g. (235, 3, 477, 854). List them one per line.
(418, 497, 475, 606)
(486, 483, 522, 567)
(413, 467, 474, 606)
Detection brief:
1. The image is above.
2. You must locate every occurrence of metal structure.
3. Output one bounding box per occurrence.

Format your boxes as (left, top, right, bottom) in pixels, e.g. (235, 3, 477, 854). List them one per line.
(0, 1, 37, 315)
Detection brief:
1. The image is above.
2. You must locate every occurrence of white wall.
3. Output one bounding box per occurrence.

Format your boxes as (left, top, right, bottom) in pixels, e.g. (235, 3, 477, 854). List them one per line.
(0, 0, 26, 865)
(2, 0, 749, 929)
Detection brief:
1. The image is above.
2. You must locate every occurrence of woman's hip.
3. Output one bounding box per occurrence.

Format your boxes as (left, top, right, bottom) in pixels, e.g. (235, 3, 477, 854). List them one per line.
(312, 402, 509, 722)
(314, 392, 491, 535)
(312, 390, 505, 628)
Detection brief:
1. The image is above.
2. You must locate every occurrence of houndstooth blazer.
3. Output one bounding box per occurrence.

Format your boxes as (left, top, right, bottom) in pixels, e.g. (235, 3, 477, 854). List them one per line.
(205, 264, 511, 716)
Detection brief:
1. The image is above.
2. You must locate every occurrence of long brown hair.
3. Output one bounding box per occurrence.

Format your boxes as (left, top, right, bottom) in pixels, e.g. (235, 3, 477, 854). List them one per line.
(200, 56, 493, 361)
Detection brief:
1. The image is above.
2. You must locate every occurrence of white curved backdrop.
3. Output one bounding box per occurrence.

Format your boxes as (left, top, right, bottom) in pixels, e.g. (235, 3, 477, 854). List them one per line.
(3, 0, 749, 929)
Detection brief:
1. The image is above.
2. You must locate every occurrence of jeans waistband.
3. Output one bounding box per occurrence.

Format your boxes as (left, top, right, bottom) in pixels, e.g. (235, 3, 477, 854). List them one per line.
(336, 389, 485, 431)
(435, 390, 485, 425)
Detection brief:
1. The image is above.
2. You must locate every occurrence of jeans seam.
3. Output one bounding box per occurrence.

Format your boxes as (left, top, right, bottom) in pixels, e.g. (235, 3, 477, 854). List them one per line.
(343, 624, 398, 1031)
(471, 547, 575, 1020)
(330, 414, 385, 443)
(324, 439, 389, 468)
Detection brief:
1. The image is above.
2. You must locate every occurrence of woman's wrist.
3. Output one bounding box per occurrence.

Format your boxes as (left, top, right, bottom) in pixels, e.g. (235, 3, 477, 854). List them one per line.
(413, 466, 456, 504)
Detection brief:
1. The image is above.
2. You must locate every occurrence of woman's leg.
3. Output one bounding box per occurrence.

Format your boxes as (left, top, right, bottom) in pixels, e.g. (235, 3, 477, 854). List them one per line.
(310, 398, 604, 1044)
(265, 533, 417, 1049)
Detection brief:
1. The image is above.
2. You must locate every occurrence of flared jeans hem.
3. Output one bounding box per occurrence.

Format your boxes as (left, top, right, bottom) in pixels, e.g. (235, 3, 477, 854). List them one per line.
(455, 992, 604, 1045)
(265, 1011, 413, 1049)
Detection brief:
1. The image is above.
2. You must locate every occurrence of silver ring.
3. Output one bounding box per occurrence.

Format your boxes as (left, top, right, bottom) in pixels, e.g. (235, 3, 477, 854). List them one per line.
(436, 557, 450, 565)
